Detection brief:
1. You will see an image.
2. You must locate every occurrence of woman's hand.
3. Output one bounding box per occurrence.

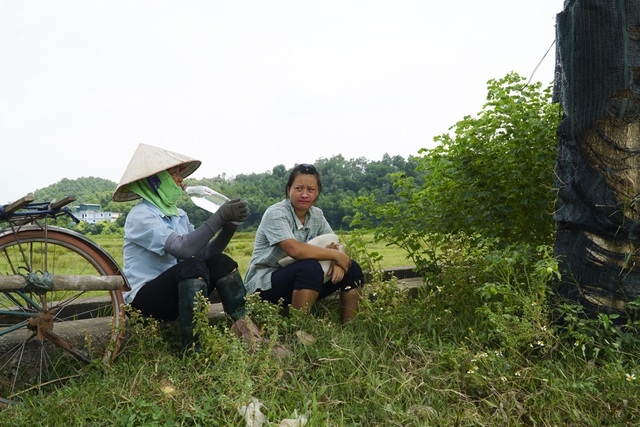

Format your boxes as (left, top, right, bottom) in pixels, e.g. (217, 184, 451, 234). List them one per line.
(327, 263, 345, 284)
(326, 242, 350, 281)
(217, 199, 248, 224)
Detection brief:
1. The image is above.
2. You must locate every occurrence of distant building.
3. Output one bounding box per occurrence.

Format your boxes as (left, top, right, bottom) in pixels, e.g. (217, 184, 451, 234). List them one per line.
(72, 204, 120, 224)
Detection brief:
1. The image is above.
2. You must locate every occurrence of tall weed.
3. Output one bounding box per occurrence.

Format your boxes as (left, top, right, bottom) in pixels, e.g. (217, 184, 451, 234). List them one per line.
(4, 239, 640, 425)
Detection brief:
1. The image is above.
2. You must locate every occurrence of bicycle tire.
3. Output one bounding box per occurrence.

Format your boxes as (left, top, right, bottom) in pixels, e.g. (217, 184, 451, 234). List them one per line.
(0, 225, 126, 401)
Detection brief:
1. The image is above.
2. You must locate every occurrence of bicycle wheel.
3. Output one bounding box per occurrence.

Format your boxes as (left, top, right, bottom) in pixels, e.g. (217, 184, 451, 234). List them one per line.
(0, 225, 126, 401)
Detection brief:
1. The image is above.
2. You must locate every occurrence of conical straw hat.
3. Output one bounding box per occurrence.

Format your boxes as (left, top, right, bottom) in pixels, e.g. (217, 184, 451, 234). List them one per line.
(113, 143, 201, 202)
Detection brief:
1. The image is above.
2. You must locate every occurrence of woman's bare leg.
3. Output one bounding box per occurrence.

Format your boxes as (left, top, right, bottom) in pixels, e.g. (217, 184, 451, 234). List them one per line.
(292, 289, 320, 312)
(340, 288, 362, 323)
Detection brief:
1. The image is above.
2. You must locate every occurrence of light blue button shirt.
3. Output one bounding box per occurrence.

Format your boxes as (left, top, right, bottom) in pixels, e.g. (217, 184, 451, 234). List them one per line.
(244, 198, 333, 294)
(122, 200, 193, 304)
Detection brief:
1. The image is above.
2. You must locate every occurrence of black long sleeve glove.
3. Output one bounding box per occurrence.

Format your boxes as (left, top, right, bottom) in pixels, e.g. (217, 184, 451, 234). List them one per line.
(165, 199, 248, 259)
(205, 199, 248, 232)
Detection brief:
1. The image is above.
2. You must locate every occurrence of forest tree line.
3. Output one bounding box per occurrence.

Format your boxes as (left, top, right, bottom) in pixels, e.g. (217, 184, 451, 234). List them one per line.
(32, 154, 423, 233)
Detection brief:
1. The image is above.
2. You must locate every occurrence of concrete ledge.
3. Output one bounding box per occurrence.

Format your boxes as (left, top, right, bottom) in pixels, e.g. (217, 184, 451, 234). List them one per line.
(364, 266, 420, 283)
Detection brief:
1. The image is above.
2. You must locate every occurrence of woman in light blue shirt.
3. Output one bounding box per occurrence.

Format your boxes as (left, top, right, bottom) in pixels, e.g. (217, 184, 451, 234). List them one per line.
(245, 164, 364, 323)
(113, 143, 263, 351)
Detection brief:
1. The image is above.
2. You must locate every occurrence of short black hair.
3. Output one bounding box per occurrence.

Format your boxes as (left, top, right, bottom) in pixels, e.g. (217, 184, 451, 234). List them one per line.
(285, 163, 322, 197)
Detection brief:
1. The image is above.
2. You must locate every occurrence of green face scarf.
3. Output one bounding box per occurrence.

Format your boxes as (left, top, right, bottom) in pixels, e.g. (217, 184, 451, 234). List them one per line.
(127, 170, 182, 217)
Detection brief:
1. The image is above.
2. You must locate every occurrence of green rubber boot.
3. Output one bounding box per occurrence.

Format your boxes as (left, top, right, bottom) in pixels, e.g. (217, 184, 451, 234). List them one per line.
(178, 278, 208, 350)
(216, 270, 289, 356)
(215, 270, 247, 321)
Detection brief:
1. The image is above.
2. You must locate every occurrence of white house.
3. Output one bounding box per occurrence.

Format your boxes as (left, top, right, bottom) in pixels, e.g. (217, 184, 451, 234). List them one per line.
(73, 204, 120, 224)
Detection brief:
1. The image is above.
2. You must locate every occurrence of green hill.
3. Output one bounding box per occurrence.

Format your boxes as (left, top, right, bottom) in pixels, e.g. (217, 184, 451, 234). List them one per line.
(33, 176, 118, 207)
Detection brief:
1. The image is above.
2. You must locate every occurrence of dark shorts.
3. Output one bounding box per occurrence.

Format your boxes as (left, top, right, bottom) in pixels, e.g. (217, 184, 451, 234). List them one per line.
(258, 258, 364, 306)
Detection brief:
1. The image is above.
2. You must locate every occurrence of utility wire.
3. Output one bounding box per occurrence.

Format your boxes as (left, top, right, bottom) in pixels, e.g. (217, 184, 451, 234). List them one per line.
(526, 39, 556, 86)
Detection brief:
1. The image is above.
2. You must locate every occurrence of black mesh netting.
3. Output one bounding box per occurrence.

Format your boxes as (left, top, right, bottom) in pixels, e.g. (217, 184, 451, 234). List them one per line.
(554, 0, 640, 317)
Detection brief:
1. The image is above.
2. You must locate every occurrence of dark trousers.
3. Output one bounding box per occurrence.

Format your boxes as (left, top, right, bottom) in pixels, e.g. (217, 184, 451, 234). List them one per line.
(131, 254, 238, 321)
(259, 258, 364, 306)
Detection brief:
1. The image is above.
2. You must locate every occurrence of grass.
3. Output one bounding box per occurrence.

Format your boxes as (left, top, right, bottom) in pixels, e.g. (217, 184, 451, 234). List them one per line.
(3, 234, 640, 425)
(92, 231, 415, 274)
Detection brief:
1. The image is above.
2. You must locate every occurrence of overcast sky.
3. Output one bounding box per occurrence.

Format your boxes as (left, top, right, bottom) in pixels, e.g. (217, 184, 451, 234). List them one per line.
(0, 1, 560, 203)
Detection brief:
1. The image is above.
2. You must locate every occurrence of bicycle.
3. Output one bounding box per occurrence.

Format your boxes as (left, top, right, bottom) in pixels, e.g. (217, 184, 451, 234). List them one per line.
(0, 195, 127, 406)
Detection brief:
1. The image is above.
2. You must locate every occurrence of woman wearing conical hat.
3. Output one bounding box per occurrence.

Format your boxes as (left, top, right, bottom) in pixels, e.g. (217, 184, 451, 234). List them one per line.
(113, 143, 274, 353)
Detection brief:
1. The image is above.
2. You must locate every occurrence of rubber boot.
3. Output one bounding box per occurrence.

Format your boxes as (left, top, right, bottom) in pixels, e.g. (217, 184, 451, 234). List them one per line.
(178, 278, 208, 350)
(215, 270, 247, 321)
(216, 271, 290, 357)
